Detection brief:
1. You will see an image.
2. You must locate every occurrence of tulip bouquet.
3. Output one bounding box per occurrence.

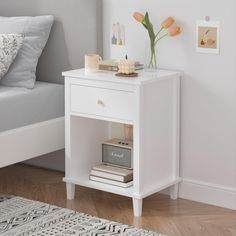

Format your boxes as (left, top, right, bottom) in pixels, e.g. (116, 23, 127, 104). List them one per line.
(133, 12, 181, 71)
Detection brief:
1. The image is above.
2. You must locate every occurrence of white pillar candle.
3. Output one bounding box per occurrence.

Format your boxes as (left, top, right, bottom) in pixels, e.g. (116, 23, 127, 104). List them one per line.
(118, 59, 135, 74)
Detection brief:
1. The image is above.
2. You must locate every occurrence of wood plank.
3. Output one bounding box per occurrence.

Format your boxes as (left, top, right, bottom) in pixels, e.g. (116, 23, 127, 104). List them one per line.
(0, 164, 235, 236)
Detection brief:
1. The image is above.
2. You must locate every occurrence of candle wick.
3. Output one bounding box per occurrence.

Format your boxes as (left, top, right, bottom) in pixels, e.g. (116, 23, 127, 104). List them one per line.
(125, 55, 128, 60)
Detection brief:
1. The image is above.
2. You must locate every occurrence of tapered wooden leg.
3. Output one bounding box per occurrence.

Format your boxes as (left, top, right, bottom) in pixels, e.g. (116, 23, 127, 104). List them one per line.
(66, 183, 75, 200)
(132, 198, 143, 217)
(170, 183, 179, 200)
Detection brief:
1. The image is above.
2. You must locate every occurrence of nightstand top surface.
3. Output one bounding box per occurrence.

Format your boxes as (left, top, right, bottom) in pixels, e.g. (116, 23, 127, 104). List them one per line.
(62, 69, 181, 85)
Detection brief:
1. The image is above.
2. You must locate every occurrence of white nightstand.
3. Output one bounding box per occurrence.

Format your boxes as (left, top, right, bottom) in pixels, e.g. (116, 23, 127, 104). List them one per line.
(62, 69, 181, 217)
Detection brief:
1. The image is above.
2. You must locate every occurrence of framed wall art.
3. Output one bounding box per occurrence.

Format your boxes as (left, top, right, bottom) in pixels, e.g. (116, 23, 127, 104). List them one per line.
(196, 20, 220, 54)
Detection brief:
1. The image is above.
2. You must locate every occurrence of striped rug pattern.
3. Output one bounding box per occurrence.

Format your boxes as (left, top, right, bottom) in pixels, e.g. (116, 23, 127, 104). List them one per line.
(0, 195, 163, 236)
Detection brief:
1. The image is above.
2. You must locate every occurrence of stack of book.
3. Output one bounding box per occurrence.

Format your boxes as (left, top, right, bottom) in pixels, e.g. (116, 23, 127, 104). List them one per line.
(90, 164, 133, 188)
(99, 59, 144, 72)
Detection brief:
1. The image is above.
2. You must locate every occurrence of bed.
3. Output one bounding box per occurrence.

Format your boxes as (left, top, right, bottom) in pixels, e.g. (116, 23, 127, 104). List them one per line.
(0, 0, 100, 169)
(0, 82, 64, 133)
(0, 82, 65, 168)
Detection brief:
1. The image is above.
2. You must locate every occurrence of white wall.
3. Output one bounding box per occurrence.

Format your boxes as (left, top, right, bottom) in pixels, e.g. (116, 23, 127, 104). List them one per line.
(103, 0, 236, 209)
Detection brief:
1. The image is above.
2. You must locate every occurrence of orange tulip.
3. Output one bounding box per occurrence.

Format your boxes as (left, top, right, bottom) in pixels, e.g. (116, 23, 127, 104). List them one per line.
(133, 12, 145, 24)
(168, 26, 181, 36)
(162, 17, 175, 29)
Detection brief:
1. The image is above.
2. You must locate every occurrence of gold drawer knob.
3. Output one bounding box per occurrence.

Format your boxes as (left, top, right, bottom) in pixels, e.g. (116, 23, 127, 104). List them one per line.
(97, 99, 104, 106)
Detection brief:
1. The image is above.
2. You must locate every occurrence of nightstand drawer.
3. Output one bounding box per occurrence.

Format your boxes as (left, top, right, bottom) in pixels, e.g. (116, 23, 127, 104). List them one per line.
(70, 84, 136, 121)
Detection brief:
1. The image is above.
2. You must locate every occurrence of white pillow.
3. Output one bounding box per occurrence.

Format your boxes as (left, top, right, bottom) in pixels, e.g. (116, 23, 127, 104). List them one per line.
(0, 16, 54, 89)
(0, 34, 23, 80)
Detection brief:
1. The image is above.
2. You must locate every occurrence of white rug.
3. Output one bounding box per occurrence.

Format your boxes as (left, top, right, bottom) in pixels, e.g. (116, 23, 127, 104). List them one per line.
(0, 195, 163, 236)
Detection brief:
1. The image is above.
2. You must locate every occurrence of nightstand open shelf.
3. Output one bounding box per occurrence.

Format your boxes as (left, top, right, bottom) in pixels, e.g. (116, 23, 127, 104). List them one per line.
(63, 176, 134, 198)
(63, 69, 181, 217)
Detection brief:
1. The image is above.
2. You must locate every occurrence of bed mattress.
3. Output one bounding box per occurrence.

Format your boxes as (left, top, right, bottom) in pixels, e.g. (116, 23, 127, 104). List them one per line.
(0, 81, 64, 132)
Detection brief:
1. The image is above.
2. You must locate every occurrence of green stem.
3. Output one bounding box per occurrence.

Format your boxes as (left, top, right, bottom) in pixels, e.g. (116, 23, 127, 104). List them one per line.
(155, 27, 164, 39)
(149, 49, 154, 67)
(155, 33, 168, 45)
(148, 44, 157, 69)
(153, 49, 157, 68)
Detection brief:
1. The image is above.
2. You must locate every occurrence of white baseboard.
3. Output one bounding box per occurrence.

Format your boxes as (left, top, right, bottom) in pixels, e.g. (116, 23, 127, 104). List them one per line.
(179, 178, 236, 210)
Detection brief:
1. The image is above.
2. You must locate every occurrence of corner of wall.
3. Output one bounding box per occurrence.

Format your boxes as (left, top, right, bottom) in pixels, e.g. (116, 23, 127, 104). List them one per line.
(97, 0, 103, 56)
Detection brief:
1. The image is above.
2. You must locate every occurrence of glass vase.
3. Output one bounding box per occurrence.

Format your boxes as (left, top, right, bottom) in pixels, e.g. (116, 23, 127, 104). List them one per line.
(145, 40, 158, 72)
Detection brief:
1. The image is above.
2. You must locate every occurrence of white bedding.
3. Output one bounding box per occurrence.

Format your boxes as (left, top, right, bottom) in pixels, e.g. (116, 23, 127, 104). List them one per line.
(0, 81, 64, 132)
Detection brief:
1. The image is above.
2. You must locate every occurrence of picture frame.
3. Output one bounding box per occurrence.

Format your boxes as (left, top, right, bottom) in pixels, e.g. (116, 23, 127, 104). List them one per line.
(111, 22, 125, 46)
(196, 20, 220, 54)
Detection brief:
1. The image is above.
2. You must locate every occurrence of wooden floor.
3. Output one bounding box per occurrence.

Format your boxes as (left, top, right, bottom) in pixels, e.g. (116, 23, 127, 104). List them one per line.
(0, 164, 235, 236)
